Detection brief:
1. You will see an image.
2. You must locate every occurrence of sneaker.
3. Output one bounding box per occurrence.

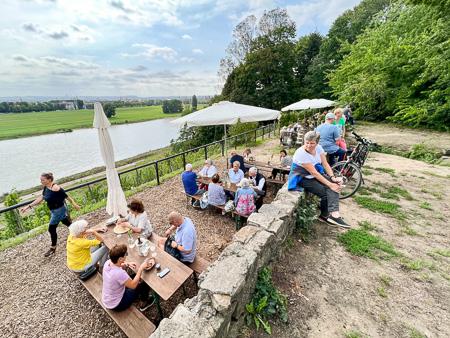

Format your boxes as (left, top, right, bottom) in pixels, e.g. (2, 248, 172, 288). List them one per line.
(318, 214, 337, 226)
(139, 297, 155, 312)
(328, 215, 351, 228)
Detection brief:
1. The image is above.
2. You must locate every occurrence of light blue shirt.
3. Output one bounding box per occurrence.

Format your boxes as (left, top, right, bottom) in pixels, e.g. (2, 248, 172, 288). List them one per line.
(228, 168, 244, 184)
(175, 217, 197, 263)
(234, 186, 258, 205)
(316, 124, 340, 153)
(208, 183, 226, 206)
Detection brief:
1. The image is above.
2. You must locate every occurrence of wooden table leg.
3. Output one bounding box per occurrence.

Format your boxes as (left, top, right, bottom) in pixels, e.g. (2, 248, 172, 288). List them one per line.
(235, 214, 239, 231)
(152, 290, 163, 319)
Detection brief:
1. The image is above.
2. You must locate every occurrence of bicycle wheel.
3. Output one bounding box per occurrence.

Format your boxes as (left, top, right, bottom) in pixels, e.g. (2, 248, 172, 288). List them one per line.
(331, 161, 362, 199)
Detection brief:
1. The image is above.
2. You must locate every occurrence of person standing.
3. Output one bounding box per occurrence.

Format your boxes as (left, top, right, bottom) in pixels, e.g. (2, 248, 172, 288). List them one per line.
(343, 105, 354, 125)
(229, 150, 246, 172)
(20, 172, 81, 257)
(316, 113, 346, 165)
(333, 108, 347, 151)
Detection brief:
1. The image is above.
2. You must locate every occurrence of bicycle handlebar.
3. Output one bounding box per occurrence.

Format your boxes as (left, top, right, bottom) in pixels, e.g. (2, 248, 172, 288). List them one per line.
(351, 131, 378, 147)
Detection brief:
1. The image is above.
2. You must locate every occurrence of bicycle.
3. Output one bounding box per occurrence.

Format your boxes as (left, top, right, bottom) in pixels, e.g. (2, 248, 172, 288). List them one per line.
(331, 131, 380, 199)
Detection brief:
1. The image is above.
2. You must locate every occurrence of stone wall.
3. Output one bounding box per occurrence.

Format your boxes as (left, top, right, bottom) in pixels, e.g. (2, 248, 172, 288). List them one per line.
(150, 185, 303, 338)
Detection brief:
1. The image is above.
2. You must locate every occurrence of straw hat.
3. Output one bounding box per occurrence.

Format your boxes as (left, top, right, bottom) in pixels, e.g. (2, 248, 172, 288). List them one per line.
(113, 223, 129, 234)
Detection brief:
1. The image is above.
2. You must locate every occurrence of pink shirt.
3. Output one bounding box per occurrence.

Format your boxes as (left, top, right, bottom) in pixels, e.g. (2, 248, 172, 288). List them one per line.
(101, 260, 130, 309)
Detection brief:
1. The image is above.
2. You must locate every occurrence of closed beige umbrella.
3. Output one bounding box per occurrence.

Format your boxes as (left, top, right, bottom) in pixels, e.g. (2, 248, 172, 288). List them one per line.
(93, 102, 127, 216)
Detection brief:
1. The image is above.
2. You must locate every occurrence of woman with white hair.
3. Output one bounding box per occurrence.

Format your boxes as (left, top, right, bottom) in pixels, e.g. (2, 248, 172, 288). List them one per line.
(67, 220, 109, 273)
(234, 178, 258, 215)
(288, 131, 350, 228)
(198, 158, 217, 178)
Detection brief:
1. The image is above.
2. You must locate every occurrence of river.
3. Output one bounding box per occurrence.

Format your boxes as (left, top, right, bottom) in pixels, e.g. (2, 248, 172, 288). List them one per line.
(1, 119, 180, 195)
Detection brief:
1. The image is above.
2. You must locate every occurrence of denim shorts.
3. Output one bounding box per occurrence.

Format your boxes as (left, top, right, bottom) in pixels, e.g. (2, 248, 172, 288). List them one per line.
(49, 205, 68, 225)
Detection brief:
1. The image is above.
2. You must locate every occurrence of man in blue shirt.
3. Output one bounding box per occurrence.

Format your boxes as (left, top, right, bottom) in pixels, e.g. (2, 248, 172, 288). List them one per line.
(181, 164, 204, 206)
(229, 161, 244, 184)
(158, 211, 197, 263)
(316, 113, 346, 165)
(229, 150, 246, 172)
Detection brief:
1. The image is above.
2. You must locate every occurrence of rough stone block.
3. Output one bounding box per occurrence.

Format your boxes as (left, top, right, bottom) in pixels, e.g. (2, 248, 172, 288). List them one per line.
(247, 213, 289, 245)
(257, 203, 288, 220)
(271, 199, 297, 217)
(211, 294, 231, 313)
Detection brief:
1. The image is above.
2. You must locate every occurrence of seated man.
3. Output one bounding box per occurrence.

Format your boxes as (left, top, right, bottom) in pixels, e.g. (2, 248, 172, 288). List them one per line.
(229, 149, 246, 172)
(227, 161, 244, 199)
(248, 167, 267, 209)
(316, 113, 346, 166)
(343, 105, 354, 125)
(158, 211, 197, 264)
(182, 163, 205, 206)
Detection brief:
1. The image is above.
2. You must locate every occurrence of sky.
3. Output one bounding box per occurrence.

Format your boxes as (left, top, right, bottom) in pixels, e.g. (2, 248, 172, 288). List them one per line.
(0, 0, 360, 98)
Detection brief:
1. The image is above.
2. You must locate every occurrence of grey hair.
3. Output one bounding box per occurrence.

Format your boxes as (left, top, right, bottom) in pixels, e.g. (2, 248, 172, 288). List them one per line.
(205, 158, 212, 165)
(249, 167, 258, 175)
(240, 178, 250, 187)
(231, 150, 237, 155)
(69, 219, 88, 236)
(304, 131, 320, 143)
(185, 163, 193, 171)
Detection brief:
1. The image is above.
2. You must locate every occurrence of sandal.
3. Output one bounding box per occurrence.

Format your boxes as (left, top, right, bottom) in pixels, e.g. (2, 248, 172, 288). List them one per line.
(43, 248, 56, 257)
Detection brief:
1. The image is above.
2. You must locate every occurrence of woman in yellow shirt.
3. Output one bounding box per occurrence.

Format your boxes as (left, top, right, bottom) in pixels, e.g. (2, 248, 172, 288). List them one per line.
(67, 220, 109, 273)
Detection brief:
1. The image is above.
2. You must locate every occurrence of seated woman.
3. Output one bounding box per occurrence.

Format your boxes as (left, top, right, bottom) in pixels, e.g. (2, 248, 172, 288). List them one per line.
(117, 198, 152, 238)
(234, 178, 258, 215)
(67, 219, 109, 273)
(288, 131, 350, 228)
(198, 158, 217, 178)
(208, 174, 226, 206)
(102, 244, 154, 312)
(242, 148, 254, 162)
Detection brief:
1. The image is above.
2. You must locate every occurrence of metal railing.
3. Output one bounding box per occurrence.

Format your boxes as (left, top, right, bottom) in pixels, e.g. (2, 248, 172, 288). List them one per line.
(0, 122, 278, 219)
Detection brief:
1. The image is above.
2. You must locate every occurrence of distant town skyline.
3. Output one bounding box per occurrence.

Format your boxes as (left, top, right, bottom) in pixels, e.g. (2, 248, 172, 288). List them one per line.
(0, 0, 360, 97)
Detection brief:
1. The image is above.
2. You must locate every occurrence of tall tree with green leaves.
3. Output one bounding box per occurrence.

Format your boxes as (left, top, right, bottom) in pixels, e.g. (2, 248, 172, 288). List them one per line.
(192, 95, 197, 111)
(329, 1, 450, 130)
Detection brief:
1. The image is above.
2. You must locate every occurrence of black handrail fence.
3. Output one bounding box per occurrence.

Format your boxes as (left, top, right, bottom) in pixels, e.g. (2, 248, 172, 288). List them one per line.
(0, 122, 277, 237)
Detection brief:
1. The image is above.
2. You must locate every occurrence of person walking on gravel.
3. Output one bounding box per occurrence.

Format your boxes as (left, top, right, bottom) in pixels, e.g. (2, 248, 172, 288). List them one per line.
(20, 172, 80, 257)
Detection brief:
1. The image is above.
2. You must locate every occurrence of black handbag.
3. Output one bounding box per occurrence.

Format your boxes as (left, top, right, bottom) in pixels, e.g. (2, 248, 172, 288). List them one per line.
(164, 236, 181, 261)
(78, 265, 98, 281)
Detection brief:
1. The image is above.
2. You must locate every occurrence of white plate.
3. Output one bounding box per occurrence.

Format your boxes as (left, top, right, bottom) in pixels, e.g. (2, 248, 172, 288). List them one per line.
(106, 216, 120, 225)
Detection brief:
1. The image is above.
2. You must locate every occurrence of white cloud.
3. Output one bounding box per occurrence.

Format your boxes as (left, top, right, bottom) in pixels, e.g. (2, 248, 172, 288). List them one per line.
(180, 57, 195, 63)
(182, 34, 192, 40)
(192, 49, 203, 54)
(11, 54, 101, 69)
(124, 44, 179, 63)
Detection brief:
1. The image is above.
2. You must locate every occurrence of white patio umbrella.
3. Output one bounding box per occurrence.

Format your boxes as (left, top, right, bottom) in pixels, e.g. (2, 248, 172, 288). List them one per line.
(93, 102, 128, 216)
(281, 98, 336, 112)
(170, 101, 280, 165)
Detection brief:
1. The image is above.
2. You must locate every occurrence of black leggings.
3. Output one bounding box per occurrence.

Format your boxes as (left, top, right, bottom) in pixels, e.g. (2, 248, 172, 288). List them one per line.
(49, 217, 71, 247)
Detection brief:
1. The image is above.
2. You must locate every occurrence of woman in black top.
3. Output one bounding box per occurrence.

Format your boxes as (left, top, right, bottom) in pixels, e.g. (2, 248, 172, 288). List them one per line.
(20, 173, 80, 257)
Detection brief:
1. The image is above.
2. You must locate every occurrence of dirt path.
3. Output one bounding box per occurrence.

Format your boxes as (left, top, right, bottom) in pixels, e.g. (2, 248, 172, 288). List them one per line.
(241, 127, 450, 338)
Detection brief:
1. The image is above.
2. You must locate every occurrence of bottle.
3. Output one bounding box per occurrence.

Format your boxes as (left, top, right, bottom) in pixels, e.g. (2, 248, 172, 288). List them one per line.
(137, 236, 142, 245)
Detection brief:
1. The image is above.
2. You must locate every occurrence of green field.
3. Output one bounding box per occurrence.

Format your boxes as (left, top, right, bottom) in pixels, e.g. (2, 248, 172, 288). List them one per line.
(0, 106, 183, 140)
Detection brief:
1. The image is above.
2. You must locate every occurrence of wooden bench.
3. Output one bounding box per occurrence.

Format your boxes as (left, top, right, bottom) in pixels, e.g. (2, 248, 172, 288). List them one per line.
(183, 191, 202, 209)
(208, 204, 249, 231)
(148, 233, 211, 284)
(76, 271, 155, 338)
(266, 178, 285, 194)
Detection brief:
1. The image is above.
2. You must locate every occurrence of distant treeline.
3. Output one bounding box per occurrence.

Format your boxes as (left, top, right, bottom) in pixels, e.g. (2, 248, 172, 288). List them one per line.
(214, 0, 449, 131)
(0, 101, 67, 113)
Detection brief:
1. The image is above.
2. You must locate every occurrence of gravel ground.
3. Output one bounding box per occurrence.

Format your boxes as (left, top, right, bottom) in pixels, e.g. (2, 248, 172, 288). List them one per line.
(0, 137, 281, 337)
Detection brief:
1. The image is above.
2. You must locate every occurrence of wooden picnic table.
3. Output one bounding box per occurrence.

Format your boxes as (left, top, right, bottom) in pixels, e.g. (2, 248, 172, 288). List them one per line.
(196, 177, 238, 193)
(96, 221, 193, 318)
(244, 160, 291, 180)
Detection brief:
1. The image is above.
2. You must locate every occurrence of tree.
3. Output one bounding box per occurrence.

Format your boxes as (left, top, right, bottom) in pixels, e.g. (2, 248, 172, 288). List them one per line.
(162, 99, 183, 114)
(329, 1, 450, 130)
(77, 100, 84, 109)
(192, 95, 198, 111)
(103, 103, 116, 118)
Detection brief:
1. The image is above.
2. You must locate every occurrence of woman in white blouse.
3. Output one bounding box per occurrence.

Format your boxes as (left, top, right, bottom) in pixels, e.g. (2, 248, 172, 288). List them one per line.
(117, 198, 152, 238)
(198, 158, 217, 178)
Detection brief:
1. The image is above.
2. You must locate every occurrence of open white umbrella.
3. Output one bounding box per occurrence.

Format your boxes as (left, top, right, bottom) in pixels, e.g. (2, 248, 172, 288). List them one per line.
(93, 102, 127, 216)
(281, 98, 336, 111)
(170, 101, 280, 165)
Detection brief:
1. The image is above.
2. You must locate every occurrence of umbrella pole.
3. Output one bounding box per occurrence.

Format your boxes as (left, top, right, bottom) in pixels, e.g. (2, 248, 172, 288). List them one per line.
(224, 124, 228, 170)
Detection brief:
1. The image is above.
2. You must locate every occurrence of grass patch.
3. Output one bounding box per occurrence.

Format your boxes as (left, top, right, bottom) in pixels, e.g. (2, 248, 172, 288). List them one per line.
(399, 227, 423, 237)
(359, 221, 383, 232)
(415, 272, 433, 283)
(379, 192, 400, 200)
(355, 197, 401, 215)
(407, 325, 426, 338)
(388, 187, 414, 200)
(380, 313, 388, 323)
(380, 274, 390, 285)
(422, 171, 450, 179)
(374, 167, 395, 174)
(405, 259, 437, 271)
(377, 286, 388, 297)
(433, 214, 444, 221)
(338, 229, 399, 260)
(420, 189, 442, 199)
(357, 187, 373, 195)
(436, 249, 450, 257)
(419, 202, 433, 210)
(361, 170, 373, 175)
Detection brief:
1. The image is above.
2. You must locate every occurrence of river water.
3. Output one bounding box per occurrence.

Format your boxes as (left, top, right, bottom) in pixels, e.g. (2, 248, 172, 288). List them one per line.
(1, 119, 180, 195)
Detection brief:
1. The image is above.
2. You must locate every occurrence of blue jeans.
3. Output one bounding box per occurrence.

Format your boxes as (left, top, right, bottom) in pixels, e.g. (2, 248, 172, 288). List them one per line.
(329, 147, 346, 166)
(49, 205, 70, 246)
